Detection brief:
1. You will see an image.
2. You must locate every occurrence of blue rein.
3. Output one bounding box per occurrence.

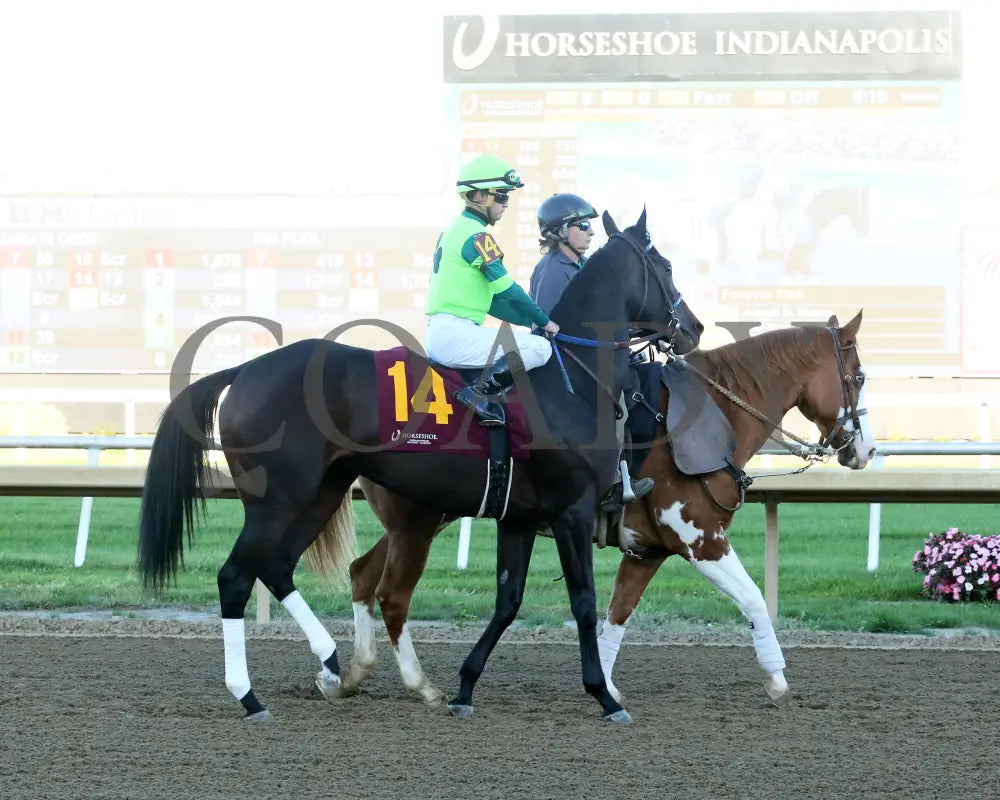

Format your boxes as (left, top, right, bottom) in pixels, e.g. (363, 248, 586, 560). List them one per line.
(551, 341, 575, 395)
(552, 332, 616, 349)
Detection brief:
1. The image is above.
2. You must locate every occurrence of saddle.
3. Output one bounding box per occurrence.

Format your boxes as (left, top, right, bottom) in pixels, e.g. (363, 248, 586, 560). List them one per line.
(627, 360, 738, 477)
(373, 347, 530, 520)
(592, 360, 746, 552)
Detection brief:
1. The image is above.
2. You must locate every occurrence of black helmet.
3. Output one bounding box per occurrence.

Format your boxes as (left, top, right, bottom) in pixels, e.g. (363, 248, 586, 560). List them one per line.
(537, 193, 598, 239)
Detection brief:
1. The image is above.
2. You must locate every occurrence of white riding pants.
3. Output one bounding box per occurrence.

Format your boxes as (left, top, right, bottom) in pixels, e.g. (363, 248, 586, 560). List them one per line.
(425, 314, 553, 371)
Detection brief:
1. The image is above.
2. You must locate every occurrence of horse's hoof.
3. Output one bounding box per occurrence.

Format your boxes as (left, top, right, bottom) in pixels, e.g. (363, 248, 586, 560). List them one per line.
(767, 688, 792, 710)
(765, 676, 791, 709)
(342, 664, 374, 693)
(244, 709, 271, 723)
(447, 703, 475, 718)
(603, 709, 633, 724)
(315, 671, 342, 701)
(421, 687, 446, 706)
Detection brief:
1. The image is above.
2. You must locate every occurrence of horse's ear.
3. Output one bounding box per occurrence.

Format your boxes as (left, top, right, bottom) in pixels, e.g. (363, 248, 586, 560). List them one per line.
(636, 205, 647, 234)
(602, 210, 619, 236)
(826, 314, 839, 328)
(839, 309, 863, 343)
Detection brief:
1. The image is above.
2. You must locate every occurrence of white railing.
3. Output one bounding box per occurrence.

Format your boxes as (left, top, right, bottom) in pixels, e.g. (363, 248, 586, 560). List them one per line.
(0, 434, 478, 571)
(2, 435, 998, 574)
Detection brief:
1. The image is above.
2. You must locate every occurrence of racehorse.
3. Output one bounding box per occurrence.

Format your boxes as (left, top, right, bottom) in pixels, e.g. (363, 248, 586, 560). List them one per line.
(137, 208, 703, 723)
(782, 186, 871, 274)
(597, 310, 876, 706)
(710, 182, 871, 275)
(342, 311, 875, 709)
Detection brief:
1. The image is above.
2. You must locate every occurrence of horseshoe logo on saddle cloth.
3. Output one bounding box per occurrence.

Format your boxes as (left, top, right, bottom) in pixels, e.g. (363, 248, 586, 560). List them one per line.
(374, 346, 532, 518)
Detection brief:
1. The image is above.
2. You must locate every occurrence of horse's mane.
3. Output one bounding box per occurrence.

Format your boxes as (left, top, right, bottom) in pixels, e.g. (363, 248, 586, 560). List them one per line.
(689, 326, 827, 401)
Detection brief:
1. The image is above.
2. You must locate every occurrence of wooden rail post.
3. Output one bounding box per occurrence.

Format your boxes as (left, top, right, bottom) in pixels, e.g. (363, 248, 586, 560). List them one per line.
(764, 496, 779, 622)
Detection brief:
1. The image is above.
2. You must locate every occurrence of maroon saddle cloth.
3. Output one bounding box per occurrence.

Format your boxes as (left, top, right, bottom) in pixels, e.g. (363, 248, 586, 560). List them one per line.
(373, 346, 532, 461)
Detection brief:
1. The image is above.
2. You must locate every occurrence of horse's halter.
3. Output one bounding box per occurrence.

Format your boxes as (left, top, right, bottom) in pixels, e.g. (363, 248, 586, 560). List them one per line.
(608, 231, 683, 347)
(817, 326, 868, 454)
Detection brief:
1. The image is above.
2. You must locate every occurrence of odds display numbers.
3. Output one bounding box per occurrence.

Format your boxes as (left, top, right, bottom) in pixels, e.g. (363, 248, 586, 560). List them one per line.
(0, 229, 436, 372)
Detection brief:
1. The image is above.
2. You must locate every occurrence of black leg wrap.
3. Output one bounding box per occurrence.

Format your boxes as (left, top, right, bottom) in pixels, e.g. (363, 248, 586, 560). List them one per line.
(323, 650, 340, 676)
(240, 689, 266, 717)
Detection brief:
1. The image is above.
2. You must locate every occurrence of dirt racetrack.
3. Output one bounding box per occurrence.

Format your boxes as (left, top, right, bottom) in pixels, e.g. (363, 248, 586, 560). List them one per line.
(2, 622, 998, 800)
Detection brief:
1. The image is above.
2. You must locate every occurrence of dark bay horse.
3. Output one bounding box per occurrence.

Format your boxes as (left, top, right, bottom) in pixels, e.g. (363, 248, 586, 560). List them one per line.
(342, 312, 874, 709)
(137, 208, 702, 723)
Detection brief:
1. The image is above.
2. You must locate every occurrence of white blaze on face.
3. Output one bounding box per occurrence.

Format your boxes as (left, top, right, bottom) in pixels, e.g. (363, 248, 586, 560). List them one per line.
(842, 381, 877, 469)
(655, 501, 705, 559)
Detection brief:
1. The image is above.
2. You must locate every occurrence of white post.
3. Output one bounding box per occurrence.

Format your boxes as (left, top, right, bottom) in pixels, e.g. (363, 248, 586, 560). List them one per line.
(125, 400, 137, 465)
(457, 517, 473, 570)
(980, 402, 990, 470)
(866, 453, 885, 572)
(74, 447, 101, 567)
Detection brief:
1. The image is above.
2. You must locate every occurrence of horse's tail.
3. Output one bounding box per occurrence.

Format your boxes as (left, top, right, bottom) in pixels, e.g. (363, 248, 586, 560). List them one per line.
(138, 365, 243, 593)
(304, 497, 358, 589)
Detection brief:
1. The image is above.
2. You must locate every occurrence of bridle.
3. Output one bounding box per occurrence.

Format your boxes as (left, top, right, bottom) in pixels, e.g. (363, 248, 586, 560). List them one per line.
(617, 325, 868, 521)
(607, 231, 684, 349)
(548, 231, 687, 402)
(673, 326, 868, 464)
(817, 326, 868, 454)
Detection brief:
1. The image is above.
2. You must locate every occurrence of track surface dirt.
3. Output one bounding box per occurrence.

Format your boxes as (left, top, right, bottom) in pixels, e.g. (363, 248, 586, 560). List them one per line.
(1, 622, 998, 800)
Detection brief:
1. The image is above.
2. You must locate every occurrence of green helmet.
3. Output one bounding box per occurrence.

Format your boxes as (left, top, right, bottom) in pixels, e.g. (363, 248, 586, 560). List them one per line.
(456, 154, 525, 194)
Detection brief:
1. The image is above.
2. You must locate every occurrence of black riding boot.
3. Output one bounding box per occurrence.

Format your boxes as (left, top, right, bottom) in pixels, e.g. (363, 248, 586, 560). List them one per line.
(455, 353, 524, 427)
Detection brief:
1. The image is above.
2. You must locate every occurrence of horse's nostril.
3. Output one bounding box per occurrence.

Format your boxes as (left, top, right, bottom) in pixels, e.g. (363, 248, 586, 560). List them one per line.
(867, 448, 876, 461)
(697, 322, 705, 333)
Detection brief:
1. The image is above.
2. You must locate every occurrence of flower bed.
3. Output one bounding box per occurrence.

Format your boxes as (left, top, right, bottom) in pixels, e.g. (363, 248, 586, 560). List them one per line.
(913, 528, 1000, 602)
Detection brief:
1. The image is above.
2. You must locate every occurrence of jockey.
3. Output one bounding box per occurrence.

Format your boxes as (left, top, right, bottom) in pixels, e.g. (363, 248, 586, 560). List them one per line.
(529, 192, 654, 503)
(426, 153, 560, 426)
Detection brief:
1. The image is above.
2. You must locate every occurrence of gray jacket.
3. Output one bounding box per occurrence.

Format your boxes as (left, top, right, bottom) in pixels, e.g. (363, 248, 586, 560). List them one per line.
(528, 248, 585, 318)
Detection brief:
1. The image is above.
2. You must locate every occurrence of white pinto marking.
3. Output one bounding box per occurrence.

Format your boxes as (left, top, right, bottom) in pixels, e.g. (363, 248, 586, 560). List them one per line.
(620, 525, 641, 552)
(222, 617, 252, 700)
(393, 625, 444, 704)
(655, 501, 704, 559)
(691, 549, 789, 703)
(352, 601, 377, 669)
(841, 382, 877, 469)
(281, 590, 336, 665)
(340, 601, 379, 694)
(598, 620, 626, 703)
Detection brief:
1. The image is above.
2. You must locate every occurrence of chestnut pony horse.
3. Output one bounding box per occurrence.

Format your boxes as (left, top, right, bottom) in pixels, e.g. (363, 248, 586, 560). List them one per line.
(340, 311, 875, 709)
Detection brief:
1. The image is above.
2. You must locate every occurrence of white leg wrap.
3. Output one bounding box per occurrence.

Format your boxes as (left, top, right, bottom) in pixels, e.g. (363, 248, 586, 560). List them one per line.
(222, 617, 252, 700)
(749, 612, 786, 673)
(598, 620, 626, 680)
(282, 590, 336, 663)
